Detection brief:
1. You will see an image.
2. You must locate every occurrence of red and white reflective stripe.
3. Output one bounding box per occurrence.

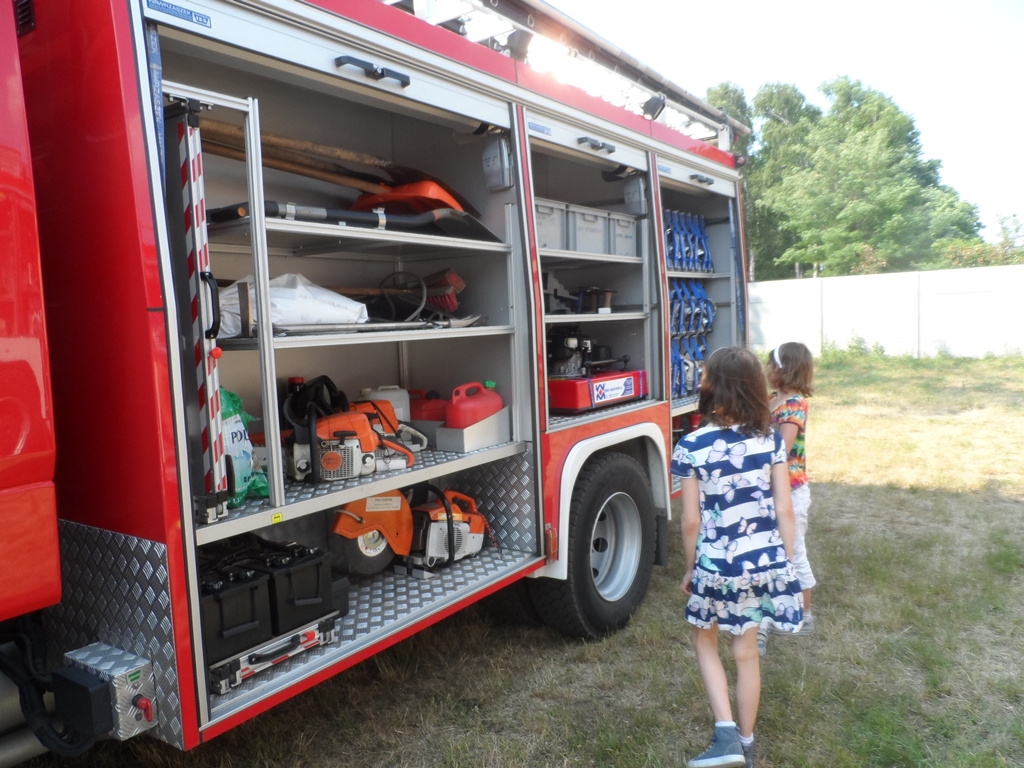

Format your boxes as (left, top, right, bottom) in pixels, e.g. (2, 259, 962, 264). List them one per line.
(178, 121, 226, 498)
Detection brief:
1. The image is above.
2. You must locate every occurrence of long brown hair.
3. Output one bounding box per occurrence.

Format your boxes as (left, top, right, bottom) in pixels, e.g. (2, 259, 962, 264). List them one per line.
(766, 342, 814, 396)
(698, 347, 772, 436)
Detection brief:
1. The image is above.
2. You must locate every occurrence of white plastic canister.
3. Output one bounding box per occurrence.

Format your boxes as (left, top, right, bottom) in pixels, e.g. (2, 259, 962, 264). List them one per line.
(359, 385, 411, 421)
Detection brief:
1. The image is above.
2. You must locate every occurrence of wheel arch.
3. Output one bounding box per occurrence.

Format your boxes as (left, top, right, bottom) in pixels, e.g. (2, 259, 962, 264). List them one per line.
(531, 422, 670, 581)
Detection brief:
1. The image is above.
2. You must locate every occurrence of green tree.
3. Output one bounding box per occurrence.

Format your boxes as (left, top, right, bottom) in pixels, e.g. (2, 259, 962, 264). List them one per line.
(706, 81, 753, 160)
(705, 82, 761, 279)
(746, 83, 822, 279)
(707, 82, 823, 280)
(762, 78, 980, 275)
(927, 215, 1024, 269)
(709, 77, 984, 279)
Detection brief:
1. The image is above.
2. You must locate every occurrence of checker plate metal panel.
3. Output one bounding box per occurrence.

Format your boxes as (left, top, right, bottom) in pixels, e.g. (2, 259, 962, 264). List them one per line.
(46, 521, 184, 748)
(440, 449, 537, 553)
(548, 399, 657, 430)
(671, 395, 699, 413)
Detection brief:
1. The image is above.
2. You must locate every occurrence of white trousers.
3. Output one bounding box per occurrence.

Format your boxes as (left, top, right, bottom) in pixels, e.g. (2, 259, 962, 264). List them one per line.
(790, 483, 816, 591)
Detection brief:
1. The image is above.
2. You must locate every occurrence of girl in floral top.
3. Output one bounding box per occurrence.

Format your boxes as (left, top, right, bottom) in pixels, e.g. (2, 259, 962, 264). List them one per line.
(672, 347, 802, 768)
(758, 342, 817, 657)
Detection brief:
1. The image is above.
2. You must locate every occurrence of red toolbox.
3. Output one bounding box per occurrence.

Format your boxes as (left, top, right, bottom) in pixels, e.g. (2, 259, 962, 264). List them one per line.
(548, 369, 647, 414)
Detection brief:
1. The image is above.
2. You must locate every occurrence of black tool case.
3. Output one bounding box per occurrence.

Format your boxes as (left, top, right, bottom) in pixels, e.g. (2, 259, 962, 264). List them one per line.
(200, 567, 274, 665)
(239, 543, 336, 635)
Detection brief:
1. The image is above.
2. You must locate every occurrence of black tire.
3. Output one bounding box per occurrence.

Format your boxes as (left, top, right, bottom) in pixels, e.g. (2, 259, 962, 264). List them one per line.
(341, 531, 395, 576)
(527, 451, 656, 639)
(480, 578, 544, 627)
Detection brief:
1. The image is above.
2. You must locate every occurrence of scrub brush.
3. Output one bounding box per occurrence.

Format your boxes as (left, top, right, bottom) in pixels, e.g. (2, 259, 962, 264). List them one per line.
(424, 268, 466, 314)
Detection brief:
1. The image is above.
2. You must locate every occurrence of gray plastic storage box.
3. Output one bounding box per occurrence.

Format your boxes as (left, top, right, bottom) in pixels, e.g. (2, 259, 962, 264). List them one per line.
(609, 213, 637, 257)
(435, 407, 511, 453)
(534, 198, 566, 249)
(567, 204, 610, 254)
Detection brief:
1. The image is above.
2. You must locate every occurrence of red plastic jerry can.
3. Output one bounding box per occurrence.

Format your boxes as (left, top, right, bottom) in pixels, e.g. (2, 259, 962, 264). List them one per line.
(444, 381, 502, 429)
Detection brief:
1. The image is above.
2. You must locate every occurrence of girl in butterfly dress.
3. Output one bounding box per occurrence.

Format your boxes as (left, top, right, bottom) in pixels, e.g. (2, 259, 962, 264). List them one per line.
(672, 347, 803, 768)
(758, 342, 817, 656)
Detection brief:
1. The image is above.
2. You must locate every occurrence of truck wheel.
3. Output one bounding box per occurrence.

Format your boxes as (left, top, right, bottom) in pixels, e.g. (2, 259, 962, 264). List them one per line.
(341, 531, 395, 576)
(528, 451, 655, 639)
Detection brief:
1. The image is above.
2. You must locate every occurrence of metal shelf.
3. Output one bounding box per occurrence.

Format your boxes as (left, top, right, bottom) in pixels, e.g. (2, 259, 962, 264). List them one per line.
(666, 270, 730, 279)
(544, 311, 648, 324)
(671, 395, 699, 417)
(539, 247, 642, 266)
(208, 217, 510, 261)
(195, 442, 527, 545)
(273, 323, 513, 349)
(219, 324, 514, 351)
(547, 398, 665, 431)
(206, 548, 541, 724)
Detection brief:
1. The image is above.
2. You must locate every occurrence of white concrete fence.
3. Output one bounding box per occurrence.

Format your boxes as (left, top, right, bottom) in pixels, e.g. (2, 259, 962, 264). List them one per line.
(748, 264, 1024, 357)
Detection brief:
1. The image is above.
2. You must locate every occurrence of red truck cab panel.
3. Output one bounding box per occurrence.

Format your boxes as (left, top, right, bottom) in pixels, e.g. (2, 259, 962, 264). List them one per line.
(0, 2, 60, 621)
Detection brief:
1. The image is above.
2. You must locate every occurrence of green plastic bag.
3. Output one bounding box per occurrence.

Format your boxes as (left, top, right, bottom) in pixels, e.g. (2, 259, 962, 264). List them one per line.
(220, 387, 270, 508)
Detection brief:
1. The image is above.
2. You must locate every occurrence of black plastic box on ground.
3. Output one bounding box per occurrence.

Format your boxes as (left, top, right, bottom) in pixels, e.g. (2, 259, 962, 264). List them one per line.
(240, 547, 335, 635)
(200, 568, 274, 665)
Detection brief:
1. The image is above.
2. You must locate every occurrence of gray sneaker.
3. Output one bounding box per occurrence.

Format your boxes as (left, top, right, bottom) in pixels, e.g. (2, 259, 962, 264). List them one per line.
(686, 725, 746, 768)
(772, 612, 815, 636)
(742, 741, 754, 768)
(795, 612, 816, 635)
(756, 627, 769, 656)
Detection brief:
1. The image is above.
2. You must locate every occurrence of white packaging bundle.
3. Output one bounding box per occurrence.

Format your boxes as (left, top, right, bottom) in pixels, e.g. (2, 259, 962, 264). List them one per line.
(219, 273, 368, 337)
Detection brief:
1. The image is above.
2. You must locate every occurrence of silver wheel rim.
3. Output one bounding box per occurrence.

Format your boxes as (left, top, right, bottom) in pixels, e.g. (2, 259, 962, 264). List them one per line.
(589, 492, 642, 602)
(355, 530, 389, 558)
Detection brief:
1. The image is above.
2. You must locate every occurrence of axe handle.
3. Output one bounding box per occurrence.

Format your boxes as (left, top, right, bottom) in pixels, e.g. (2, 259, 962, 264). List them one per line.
(201, 141, 387, 195)
(200, 117, 394, 172)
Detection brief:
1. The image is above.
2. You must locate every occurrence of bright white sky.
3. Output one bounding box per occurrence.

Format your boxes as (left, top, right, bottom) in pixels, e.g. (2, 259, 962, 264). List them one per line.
(545, 0, 1023, 242)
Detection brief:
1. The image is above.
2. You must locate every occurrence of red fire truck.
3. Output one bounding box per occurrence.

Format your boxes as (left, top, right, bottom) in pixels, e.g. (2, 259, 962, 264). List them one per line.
(0, 0, 748, 762)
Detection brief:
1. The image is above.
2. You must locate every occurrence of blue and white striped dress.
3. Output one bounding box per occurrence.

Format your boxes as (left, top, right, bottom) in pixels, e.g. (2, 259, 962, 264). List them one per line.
(671, 424, 804, 634)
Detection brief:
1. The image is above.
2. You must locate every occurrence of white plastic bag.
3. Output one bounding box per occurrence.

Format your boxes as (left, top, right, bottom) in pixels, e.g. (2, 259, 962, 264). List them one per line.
(219, 273, 368, 337)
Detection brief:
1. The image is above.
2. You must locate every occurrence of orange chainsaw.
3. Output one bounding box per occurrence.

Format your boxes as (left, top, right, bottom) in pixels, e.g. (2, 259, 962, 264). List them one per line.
(349, 399, 428, 455)
(333, 485, 494, 576)
(282, 377, 415, 483)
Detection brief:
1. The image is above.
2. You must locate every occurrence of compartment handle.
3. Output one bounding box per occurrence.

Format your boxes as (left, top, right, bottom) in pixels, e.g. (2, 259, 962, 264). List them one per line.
(335, 54, 411, 88)
(248, 634, 302, 664)
(577, 136, 616, 154)
(200, 271, 221, 339)
(216, 582, 260, 639)
(287, 562, 325, 607)
(219, 619, 259, 639)
(689, 173, 715, 186)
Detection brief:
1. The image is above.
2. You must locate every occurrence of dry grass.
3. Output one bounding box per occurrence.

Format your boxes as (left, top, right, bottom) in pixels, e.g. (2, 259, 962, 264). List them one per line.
(27, 354, 1024, 767)
(813, 352, 1024, 495)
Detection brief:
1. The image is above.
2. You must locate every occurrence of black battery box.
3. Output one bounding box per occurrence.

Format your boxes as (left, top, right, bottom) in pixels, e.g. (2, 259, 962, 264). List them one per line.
(239, 543, 336, 635)
(200, 566, 274, 665)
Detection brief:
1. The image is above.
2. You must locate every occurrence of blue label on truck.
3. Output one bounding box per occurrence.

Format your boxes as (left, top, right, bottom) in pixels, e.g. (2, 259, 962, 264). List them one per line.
(528, 122, 552, 135)
(657, 163, 672, 175)
(147, 0, 211, 27)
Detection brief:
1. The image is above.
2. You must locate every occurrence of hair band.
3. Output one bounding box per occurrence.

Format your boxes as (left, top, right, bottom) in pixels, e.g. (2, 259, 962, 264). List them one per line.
(773, 346, 784, 369)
